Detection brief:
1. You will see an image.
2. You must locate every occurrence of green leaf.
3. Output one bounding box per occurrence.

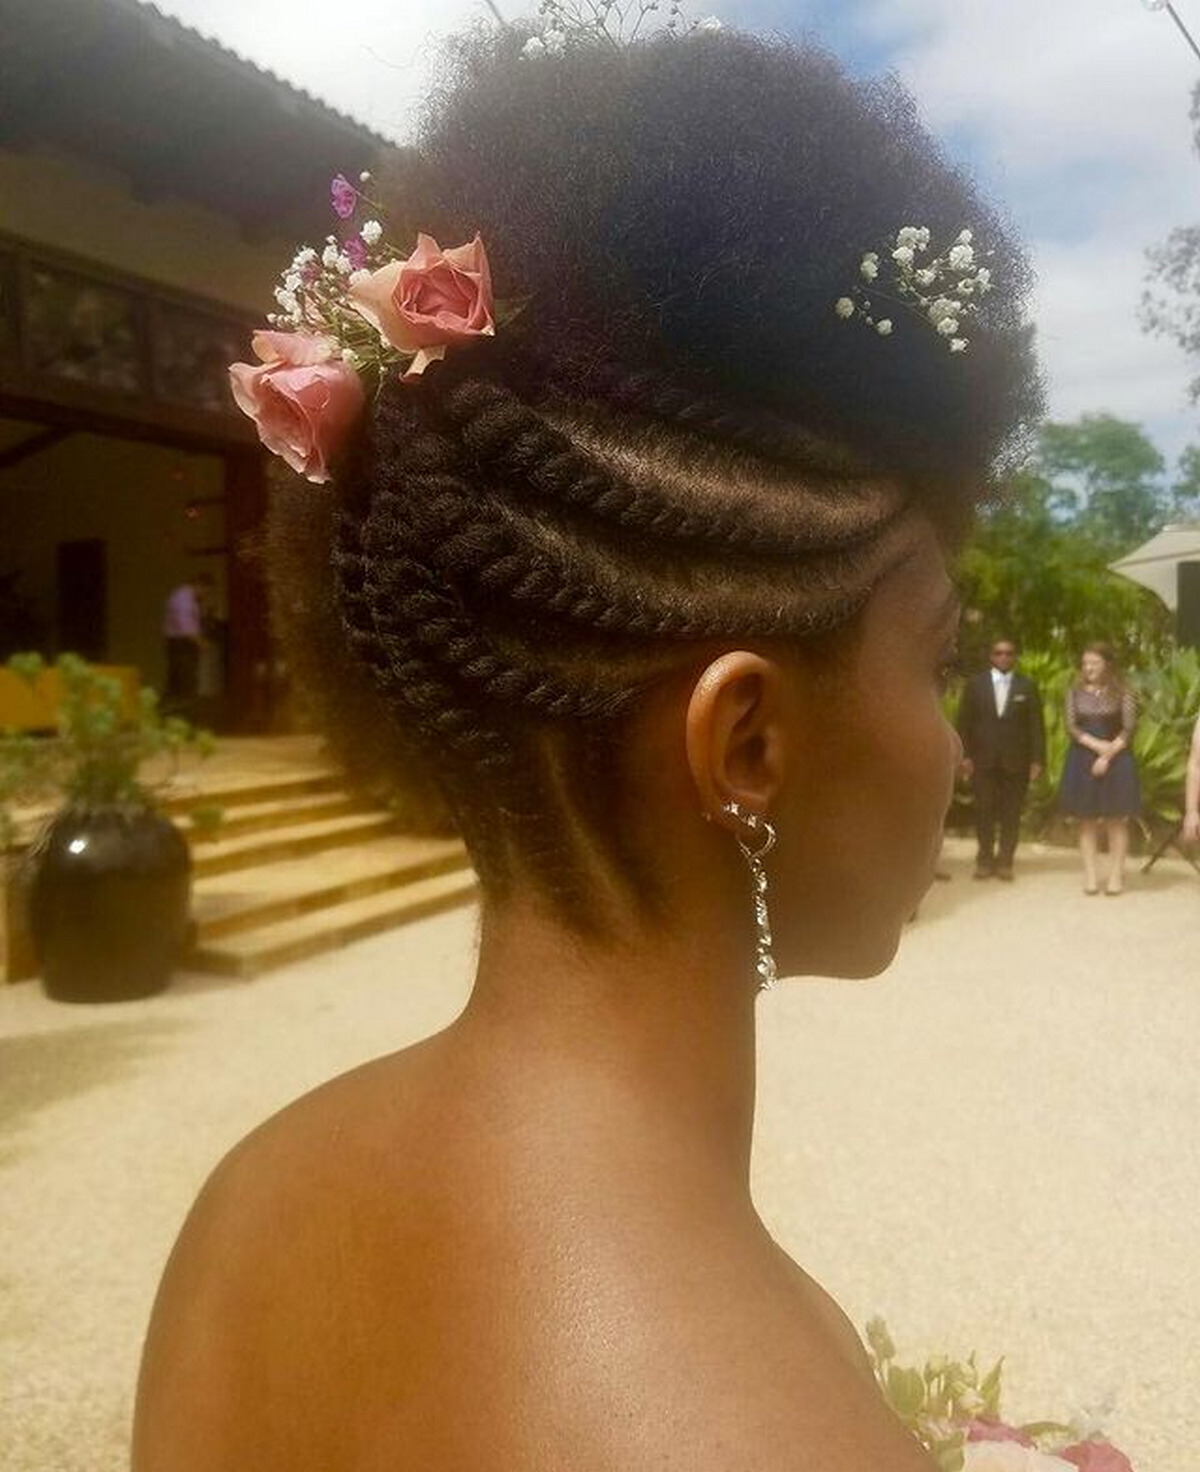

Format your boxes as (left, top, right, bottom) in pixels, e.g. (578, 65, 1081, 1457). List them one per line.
(887, 1366, 927, 1420)
(1019, 1420, 1076, 1442)
(933, 1443, 965, 1472)
(980, 1356, 1005, 1417)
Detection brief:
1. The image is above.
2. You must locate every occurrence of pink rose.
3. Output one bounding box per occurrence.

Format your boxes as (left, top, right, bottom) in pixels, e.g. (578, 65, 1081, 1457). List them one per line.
(228, 331, 364, 484)
(968, 1420, 1036, 1447)
(1060, 1441, 1134, 1472)
(347, 232, 494, 379)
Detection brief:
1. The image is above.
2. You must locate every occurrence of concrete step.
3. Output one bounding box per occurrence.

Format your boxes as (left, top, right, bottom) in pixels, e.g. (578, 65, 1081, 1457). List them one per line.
(189, 811, 399, 878)
(183, 790, 369, 843)
(192, 835, 470, 940)
(189, 867, 479, 978)
(161, 770, 343, 817)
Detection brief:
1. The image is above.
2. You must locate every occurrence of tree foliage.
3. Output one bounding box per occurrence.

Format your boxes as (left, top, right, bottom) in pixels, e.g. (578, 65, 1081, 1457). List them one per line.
(955, 414, 1192, 667)
(1143, 85, 1200, 401)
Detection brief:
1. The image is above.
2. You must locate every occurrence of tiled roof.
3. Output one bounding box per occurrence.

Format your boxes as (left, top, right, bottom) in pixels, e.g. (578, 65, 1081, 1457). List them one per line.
(0, 0, 399, 234)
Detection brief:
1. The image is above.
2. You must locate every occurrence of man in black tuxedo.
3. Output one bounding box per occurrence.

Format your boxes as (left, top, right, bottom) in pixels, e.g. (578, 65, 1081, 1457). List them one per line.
(957, 638, 1045, 880)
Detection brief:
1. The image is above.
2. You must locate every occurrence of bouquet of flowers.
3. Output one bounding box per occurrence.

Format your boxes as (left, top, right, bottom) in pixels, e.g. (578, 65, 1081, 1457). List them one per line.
(866, 1320, 1134, 1472)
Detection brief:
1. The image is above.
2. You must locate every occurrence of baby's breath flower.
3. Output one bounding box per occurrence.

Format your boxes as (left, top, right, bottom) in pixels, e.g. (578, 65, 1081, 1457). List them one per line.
(957, 229, 973, 244)
(293, 246, 317, 267)
(896, 226, 929, 251)
(876, 318, 893, 335)
(274, 287, 299, 313)
(695, 15, 723, 30)
(948, 242, 974, 270)
(892, 246, 914, 267)
(976, 266, 992, 292)
(341, 347, 359, 364)
(915, 268, 936, 288)
(956, 279, 974, 295)
(322, 243, 340, 268)
(860, 252, 879, 281)
(335, 254, 353, 275)
(950, 338, 968, 352)
(283, 271, 303, 292)
(936, 317, 959, 336)
(360, 219, 383, 246)
(359, 170, 372, 183)
(835, 296, 855, 318)
(522, 34, 547, 56)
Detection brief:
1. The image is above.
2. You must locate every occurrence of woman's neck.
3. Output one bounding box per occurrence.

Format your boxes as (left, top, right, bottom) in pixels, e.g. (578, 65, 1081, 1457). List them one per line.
(457, 893, 761, 1190)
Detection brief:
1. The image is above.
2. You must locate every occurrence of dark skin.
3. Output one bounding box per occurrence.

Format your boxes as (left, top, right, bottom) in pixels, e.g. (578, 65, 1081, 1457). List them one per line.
(133, 522, 960, 1472)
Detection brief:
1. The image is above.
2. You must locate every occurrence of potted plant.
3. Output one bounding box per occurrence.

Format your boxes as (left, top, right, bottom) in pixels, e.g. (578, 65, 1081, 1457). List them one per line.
(0, 652, 213, 1002)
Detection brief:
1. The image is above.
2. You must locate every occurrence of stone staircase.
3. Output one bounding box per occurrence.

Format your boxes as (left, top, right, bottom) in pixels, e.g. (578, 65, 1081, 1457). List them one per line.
(166, 771, 476, 979)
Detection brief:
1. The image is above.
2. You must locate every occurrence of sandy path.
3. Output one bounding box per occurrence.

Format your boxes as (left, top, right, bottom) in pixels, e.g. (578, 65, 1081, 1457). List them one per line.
(2, 836, 1196, 1471)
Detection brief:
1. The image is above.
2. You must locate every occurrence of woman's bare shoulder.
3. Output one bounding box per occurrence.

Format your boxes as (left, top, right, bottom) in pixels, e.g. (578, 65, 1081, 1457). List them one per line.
(132, 1042, 449, 1469)
(133, 1045, 930, 1472)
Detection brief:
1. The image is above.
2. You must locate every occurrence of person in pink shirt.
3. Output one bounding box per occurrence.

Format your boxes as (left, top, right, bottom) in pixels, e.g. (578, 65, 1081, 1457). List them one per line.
(162, 572, 213, 711)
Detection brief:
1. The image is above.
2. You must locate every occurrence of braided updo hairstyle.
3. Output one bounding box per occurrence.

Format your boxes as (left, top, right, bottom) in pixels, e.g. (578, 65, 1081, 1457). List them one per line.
(271, 26, 1042, 926)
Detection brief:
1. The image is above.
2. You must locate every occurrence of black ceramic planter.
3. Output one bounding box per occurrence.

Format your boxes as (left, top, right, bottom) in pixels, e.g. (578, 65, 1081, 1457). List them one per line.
(29, 807, 191, 1003)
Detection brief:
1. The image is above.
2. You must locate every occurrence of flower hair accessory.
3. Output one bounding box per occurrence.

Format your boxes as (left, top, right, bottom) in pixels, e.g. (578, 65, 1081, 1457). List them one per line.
(229, 171, 514, 483)
(835, 225, 994, 353)
(866, 1319, 1135, 1472)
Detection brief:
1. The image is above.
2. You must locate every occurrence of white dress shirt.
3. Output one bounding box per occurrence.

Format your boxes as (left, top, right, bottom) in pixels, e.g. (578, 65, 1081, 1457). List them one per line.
(991, 666, 1013, 717)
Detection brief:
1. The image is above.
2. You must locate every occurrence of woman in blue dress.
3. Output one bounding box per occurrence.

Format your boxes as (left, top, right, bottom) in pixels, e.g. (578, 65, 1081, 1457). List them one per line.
(1059, 642, 1140, 895)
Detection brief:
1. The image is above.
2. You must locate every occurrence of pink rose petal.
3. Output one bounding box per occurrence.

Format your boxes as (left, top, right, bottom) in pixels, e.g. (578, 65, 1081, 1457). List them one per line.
(1060, 1441, 1134, 1472)
(229, 349, 364, 483)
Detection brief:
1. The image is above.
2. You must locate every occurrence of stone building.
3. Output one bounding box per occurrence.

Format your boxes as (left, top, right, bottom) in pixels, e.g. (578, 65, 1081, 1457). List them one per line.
(0, 0, 390, 728)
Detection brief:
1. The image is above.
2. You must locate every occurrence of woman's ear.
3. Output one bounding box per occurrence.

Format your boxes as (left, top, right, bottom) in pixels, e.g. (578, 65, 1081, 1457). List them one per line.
(685, 651, 792, 823)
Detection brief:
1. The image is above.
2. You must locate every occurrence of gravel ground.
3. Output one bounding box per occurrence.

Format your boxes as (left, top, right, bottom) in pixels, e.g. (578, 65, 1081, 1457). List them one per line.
(2, 835, 1196, 1472)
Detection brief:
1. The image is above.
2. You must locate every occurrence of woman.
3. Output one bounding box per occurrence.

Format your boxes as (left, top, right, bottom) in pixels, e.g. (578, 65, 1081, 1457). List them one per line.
(133, 26, 1039, 1472)
(1060, 643, 1140, 895)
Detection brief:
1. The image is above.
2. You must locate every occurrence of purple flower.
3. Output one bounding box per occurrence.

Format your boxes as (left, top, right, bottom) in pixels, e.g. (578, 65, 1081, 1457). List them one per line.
(343, 234, 368, 269)
(330, 174, 358, 220)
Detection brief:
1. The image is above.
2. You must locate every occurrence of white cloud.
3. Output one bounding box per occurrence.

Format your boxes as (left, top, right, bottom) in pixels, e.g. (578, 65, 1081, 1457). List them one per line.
(157, 0, 1200, 455)
(841, 0, 1200, 456)
(151, 0, 493, 139)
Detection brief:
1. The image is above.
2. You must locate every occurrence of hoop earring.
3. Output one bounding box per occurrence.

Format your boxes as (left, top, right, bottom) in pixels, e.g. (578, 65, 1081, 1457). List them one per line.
(722, 801, 778, 992)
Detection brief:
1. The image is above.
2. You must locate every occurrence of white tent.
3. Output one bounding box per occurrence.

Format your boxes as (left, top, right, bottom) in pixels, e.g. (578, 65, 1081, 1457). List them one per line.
(1109, 524, 1200, 611)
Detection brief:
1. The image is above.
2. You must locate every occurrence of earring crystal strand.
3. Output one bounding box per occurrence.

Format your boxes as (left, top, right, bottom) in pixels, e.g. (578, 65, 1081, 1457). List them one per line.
(722, 801, 778, 991)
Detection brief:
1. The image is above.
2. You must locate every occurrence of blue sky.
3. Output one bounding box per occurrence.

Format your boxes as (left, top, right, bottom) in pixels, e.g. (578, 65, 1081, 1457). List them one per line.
(155, 0, 1200, 475)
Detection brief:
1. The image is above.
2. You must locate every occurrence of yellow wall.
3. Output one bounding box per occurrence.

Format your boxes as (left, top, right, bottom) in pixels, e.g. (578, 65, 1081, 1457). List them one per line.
(1, 431, 226, 691)
(0, 144, 286, 315)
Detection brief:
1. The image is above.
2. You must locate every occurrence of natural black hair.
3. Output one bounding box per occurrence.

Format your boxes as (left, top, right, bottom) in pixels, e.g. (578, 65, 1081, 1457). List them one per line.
(270, 25, 1042, 925)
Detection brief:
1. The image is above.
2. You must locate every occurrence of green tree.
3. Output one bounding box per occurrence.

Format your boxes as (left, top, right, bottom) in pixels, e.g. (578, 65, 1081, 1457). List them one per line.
(1168, 444, 1200, 522)
(1038, 414, 1166, 551)
(956, 416, 1174, 667)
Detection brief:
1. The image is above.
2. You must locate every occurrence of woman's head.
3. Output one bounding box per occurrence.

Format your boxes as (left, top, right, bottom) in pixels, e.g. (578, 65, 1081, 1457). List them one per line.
(1080, 642, 1119, 686)
(270, 27, 1039, 971)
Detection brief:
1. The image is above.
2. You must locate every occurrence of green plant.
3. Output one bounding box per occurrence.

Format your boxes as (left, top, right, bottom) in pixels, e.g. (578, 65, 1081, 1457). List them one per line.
(0, 653, 214, 849)
(950, 646, 1199, 840)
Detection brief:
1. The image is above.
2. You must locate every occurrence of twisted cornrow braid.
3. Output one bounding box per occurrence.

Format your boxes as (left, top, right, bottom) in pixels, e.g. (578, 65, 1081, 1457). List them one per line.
(437, 378, 903, 559)
(325, 363, 926, 916)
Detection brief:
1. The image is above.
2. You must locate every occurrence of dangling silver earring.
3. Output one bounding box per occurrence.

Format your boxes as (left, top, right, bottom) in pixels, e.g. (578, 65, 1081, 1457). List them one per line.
(721, 801, 778, 992)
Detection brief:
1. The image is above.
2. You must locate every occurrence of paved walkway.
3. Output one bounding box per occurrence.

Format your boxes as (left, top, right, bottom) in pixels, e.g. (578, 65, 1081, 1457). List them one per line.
(2, 836, 1196, 1471)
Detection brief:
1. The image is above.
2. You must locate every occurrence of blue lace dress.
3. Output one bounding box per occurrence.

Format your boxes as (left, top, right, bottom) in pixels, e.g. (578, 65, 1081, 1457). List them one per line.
(1058, 685, 1140, 819)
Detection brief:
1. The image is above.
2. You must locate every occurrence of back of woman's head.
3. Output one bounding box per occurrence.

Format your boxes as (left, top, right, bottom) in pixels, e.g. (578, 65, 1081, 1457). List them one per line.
(271, 24, 1042, 922)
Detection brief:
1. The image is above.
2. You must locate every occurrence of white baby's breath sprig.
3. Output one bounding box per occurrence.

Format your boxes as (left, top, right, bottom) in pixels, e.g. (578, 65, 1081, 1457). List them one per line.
(522, 0, 716, 53)
(835, 224, 995, 353)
